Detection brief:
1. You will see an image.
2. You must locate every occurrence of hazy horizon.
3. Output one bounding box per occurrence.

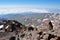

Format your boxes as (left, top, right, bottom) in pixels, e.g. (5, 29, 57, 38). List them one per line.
(0, 0, 60, 14)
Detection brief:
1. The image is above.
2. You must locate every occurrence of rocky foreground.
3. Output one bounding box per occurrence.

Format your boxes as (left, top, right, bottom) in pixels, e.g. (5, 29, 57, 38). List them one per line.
(0, 19, 60, 40)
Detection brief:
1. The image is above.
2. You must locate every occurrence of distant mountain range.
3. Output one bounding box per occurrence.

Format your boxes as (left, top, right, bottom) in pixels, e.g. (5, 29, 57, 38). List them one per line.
(47, 9, 60, 13)
(0, 13, 59, 23)
(0, 14, 25, 22)
(0, 18, 7, 21)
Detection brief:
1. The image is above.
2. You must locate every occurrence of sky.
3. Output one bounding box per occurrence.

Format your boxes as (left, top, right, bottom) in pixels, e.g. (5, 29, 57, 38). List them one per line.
(0, 0, 59, 9)
(0, 0, 60, 14)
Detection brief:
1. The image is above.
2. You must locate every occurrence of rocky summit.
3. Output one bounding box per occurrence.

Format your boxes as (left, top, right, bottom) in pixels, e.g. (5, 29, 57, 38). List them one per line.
(0, 18, 60, 40)
(0, 13, 60, 40)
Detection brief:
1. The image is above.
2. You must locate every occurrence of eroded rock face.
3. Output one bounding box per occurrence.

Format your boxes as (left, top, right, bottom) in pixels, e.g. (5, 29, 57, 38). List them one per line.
(13, 19, 60, 40)
(0, 19, 60, 40)
(37, 19, 53, 32)
(0, 20, 26, 32)
(0, 20, 26, 39)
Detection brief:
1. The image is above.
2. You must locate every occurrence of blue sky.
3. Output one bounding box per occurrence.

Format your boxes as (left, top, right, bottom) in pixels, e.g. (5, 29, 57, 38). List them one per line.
(0, 0, 60, 14)
(0, 0, 60, 9)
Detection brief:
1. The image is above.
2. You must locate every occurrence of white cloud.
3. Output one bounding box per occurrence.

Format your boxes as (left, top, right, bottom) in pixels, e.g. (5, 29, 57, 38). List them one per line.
(0, 8, 49, 14)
